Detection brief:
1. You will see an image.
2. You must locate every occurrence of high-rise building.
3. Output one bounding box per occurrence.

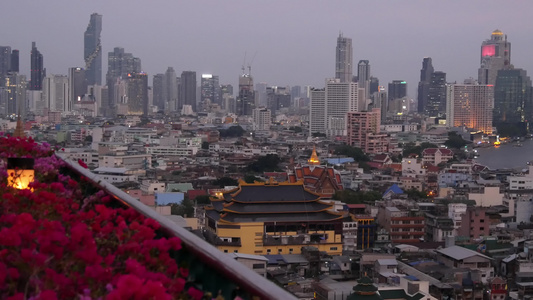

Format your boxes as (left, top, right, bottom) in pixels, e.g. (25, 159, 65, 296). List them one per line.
(357, 60, 370, 85)
(30, 42, 45, 91)
(84, 13, 102, 86)
(335, 33, 353, 83)
(371, 86, 388, 122)
(10, 49, 19, 73)
(426, 71, 447, 117)
(3, 73, 27, 116)
(417, 57, 434, 113)
(252, 108, 272, 131)
(106, 47, 141, 112)
(200, 74, 220, 112)
(369, 77, 379, 95)
(0, 46, 11, 80)
(309, 88, 326, 135)
(236, 74, 255, 116)
(494, 68, 533, 126)
(478, 30, 511, 86)
(43, 74, 70, 112)
(255, 82, 268, 107)
(291, 85, 301, 101)
(446, 82, 494, 134)
(165, 67, 178, 112)
(126, 72, 148, 116)
(347, 108, 389, 154)
(309, 79, 362, 137)
(388, 80, 407, 102)
(221, 84, 234, 112)
(152, 73, 165, 111)
(357, 60, 371, 102)
(326, 79, 360, 136)
(180, 71, 196, 112)
(266, 86, 291, 112)
(107, 47, 141, 80)
(69, 67, 87, 103)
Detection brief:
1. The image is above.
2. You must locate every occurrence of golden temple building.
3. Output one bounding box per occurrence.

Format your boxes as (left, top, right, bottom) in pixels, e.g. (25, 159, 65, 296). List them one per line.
(205, 179, 343, 256)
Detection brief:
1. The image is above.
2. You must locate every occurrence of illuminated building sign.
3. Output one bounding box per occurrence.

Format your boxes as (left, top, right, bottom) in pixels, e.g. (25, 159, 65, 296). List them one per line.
(482, 45, 496, 57)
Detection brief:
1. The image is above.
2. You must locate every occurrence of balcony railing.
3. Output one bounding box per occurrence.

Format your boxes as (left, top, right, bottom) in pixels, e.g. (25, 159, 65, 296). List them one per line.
(58, 154, 296, 300)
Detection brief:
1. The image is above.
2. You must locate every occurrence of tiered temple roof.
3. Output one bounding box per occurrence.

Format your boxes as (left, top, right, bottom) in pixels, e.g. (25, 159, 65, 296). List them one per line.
(207, 179, 343, 224)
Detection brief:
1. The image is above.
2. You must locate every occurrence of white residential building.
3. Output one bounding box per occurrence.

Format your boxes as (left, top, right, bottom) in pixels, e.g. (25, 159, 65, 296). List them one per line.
(252, 108, 271, 132)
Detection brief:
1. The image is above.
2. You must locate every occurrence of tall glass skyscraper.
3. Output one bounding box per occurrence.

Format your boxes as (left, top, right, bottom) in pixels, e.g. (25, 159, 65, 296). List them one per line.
(335, 33, 353, 83)
(494, 69, 532, 125)
(84, 13, 102, 85)
(417, 57, 434, 113)
(30, 42, 44, 91)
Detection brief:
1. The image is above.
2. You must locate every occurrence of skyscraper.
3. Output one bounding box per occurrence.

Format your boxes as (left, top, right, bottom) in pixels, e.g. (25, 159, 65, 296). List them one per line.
(266, 86, 290, 113)
(107, 47, 141, 80)
(357, 60, 370, 85)
(10, 50, 19, 73)
(426, 71, 447, 117)
(69, 67, 87, 103)
(152, 73, 165, 111)
(126, 72, 148, 116)
(30, 42, 44, 91)
(0, 46, 11, 79)
(236, 74, 255, 116)
(106, 47, 141, 112)
(200, 74, 220, 112)
(388, 80, 407, 102)
(417, 57, 434, 113)
(43, 74, 70, 112)
(446, 82, 493, 134)
(180, 71, 196, 112)
(478, 30, 511, 86)
(3, 73, 27, 116)
(494, 68, 532, 126)
(165, 67, 178, 111)
(84, 13, 102, 86)
(335, 33, 353, 83)
(309, 88, 326, 135)
(325, 79, 360, 136)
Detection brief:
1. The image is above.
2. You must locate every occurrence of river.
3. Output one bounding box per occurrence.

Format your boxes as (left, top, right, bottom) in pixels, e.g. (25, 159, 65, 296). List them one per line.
(473, 139, 533, 170)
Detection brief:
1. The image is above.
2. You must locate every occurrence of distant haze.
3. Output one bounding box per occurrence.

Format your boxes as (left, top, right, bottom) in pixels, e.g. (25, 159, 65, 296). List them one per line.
(2, 1, 533, 97)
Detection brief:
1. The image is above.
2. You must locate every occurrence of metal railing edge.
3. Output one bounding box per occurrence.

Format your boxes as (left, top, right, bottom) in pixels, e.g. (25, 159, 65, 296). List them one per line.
(56, 153, 297, 300)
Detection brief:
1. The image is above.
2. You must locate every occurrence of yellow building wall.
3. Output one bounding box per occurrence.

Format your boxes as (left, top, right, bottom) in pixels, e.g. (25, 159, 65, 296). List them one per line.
(217, 222, 343, 256)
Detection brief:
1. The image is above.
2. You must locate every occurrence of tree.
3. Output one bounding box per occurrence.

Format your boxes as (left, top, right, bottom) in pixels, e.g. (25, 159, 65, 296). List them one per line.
(402, 142, 438, 157)
(444, 132, 469, 149)
(244, 175, 264, 183)
(334, 145, 369, 162)
(247, 154, 281, 173)
(312, 132, 326, 138)
(289, 126, 303, 133)
(171, 198, 194, 217)
(218, 126, 245, 138)
(213, 176, 238, 187)
(405, 188, 428, 200)
(195, 195, 211, 205)
(333, 190, 382, 204)
(201, 141, 209, 150)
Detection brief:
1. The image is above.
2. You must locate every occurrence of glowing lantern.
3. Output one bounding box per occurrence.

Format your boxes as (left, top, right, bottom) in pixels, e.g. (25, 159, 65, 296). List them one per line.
(7, 158, 34, 189)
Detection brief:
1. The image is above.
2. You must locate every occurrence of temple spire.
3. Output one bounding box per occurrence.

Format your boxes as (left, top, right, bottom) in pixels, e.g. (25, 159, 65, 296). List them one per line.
(13, 107, 25, 138)
(308, 146, 320, 165)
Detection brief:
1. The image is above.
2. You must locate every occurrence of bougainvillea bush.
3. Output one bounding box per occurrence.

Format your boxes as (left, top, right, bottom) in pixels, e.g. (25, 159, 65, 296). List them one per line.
(0, 136, 203, 300)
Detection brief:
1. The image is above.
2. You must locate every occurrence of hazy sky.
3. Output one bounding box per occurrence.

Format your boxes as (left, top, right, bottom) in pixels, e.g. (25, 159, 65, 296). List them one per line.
(2, 1, 533, 97)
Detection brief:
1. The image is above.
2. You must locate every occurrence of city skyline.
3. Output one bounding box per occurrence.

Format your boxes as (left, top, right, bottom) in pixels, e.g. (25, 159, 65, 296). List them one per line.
(2, 1, 533, 97)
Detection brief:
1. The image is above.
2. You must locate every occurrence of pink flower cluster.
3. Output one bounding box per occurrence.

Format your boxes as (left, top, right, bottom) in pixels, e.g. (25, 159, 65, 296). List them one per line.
(0, 136, 203, 299)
